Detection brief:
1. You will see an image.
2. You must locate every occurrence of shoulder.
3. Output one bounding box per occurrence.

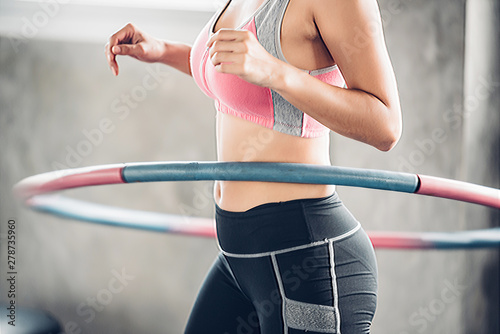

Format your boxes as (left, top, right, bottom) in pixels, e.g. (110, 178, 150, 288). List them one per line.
(311, 0, 384, 48)
(310, 0, 381, 11)
(311, 0, 382, 26)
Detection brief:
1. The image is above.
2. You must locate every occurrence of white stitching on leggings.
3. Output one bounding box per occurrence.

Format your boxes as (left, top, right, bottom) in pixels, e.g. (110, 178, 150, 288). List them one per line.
(219, 222, 361, 258)
(271, 254, 288, 334)
(328, 240, 341, 334)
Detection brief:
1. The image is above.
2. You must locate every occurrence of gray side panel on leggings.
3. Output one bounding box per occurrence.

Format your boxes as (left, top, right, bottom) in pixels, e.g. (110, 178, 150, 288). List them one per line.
(285, 298, 338, 333)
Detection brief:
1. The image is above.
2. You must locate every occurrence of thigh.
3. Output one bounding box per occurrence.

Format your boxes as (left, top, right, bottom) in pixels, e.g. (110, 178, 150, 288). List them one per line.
(227, 234, 378, 334)
(185, 254, 260, 334)
(228, 246, 340, 334)
(335, 228, 378, 333)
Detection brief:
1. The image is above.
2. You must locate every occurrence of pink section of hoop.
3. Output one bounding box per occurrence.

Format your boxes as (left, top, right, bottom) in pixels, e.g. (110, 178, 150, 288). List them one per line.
(14, 165, 125, 200)
(368, 233, 433, 249)
(417, 175, 500, 208)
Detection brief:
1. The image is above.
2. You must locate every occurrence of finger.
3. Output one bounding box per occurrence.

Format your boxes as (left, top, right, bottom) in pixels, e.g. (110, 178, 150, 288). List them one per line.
(105, 24, 137, 75)
(211, 52, 243, 67)
(208, 40, 246, 58)
(206, 29, 245, 47)
(112, 44, 145, 59)
(109, 23, 136, 47)
(104, 42, 119, 76)
(214, 62, 243, 75)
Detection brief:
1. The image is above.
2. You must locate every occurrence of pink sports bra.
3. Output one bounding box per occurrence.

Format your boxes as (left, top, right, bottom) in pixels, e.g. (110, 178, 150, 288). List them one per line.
(190, 0, 347, 138)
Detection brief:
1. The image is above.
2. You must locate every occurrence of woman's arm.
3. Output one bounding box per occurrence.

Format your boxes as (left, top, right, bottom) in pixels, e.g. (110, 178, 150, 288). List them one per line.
(105, 23, 192, 76)
(273, 0, 402, 151)
(207, 0, 402, 151)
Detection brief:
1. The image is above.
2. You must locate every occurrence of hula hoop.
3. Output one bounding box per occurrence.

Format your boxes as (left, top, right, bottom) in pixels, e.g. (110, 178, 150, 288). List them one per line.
(13, 161, 500, 249)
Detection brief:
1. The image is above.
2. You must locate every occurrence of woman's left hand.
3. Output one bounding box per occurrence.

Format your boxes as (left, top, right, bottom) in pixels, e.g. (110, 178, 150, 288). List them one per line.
(207, 29, 284, 88)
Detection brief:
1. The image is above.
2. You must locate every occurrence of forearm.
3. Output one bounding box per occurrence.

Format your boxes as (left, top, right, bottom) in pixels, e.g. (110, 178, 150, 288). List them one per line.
(159, 41, 192, 76)
(271, 62, 402, 151)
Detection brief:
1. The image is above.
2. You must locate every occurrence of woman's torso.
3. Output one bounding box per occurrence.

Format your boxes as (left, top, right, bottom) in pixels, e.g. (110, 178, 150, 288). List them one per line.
(204, 0, 339, 211)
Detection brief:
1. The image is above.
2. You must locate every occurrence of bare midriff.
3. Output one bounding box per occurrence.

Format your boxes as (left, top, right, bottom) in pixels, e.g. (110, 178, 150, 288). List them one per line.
(213, 0, 336, 212)
(214, 112, 335, 211)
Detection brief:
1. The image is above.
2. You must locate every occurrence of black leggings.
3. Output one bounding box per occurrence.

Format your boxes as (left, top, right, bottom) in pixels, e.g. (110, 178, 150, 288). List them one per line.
(185, 192, 378, 334)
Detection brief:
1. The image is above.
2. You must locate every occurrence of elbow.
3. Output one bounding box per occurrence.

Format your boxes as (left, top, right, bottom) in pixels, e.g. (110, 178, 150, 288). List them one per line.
(376, 133, 399, 152)
(375, 116, 402, 152)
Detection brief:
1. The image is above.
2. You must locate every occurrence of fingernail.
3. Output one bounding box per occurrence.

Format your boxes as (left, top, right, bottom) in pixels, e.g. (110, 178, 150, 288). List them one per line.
(112, 46, 120, 53)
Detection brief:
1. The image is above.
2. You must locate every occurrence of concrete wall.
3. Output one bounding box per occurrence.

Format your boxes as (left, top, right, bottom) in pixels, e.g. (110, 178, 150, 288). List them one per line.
(334, 1, 470, 333)
(462, 0, 500, 332)
(0, 0, 497, 333)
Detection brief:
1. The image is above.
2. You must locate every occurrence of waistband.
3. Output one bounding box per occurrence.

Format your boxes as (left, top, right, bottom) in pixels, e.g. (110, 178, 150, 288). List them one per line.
(215, 192, 360, 256)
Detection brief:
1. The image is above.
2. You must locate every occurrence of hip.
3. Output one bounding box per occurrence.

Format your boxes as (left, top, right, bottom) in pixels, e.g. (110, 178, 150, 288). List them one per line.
(215, 191, 366, 256)
(213, 191, 378, 332)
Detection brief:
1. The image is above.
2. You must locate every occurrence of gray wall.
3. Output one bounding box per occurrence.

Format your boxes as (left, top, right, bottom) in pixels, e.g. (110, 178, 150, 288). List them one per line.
(462, 0, 500, 332)
(0, 0, 498, 333)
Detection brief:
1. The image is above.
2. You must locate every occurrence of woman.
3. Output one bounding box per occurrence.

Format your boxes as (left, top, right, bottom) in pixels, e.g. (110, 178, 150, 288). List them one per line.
(105, 0, 401, 332)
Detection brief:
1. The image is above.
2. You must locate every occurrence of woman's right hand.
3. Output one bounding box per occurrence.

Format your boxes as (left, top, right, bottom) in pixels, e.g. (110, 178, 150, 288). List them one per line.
(105, 23, 167, 76)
